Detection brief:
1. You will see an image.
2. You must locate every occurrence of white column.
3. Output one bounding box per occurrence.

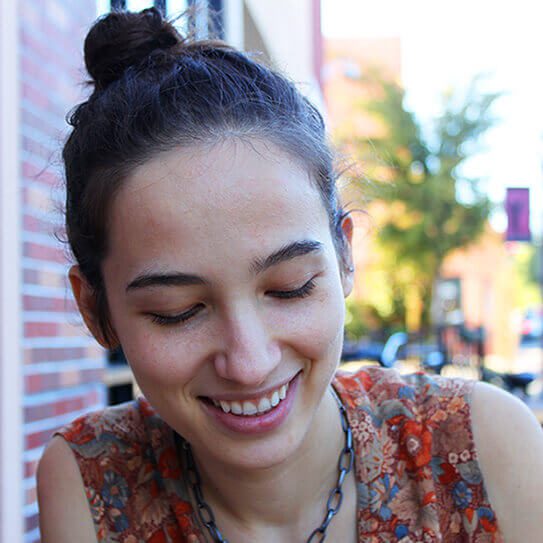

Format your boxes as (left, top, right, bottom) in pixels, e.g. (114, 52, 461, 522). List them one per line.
(194, 0, 209, 39)
(223, 0, 244, 49)
(0, 0, 23, 541)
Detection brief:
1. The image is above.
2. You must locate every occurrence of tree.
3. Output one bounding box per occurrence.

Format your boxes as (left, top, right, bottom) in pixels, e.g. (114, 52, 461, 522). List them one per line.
(345, 75, 500, 330)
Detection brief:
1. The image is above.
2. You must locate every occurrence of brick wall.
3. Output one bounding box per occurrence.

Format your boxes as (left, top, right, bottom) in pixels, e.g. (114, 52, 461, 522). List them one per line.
(19, 1, 106, 541)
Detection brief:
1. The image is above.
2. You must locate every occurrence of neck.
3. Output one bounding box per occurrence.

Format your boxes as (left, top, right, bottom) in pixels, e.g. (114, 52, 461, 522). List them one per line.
(187, 386, 345, 536)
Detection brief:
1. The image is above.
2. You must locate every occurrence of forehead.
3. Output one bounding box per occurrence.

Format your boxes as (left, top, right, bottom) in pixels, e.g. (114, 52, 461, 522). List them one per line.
(107, 139, 330, 273)
(123, 139, 317, 216)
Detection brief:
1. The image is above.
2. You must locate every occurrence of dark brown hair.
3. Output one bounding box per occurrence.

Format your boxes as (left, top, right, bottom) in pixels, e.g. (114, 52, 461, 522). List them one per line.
(63, 7, 347, 343)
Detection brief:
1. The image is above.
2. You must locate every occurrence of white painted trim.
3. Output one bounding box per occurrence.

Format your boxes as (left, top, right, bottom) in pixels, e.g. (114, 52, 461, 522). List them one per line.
(23, 311, 83, 323)
(22, 258, 69, 274)
(194, 0, 209, 39)
(223, 0, 244, 49)
(23, 359, 103, 375)
(23, 447, 46, 463)
(0, 0, 24, 541)
(23, 384, 103, 406)
(23, 527, 40, 543)
(22, 284, 71, 298)
(23, 336, 97, 348)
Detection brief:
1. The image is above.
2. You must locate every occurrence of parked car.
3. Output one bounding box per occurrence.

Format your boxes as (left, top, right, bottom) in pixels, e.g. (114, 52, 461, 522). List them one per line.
(521, 307, 543, 342)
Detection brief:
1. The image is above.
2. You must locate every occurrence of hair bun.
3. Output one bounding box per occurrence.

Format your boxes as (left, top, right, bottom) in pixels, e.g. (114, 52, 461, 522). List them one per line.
(84, 7, 182, 91)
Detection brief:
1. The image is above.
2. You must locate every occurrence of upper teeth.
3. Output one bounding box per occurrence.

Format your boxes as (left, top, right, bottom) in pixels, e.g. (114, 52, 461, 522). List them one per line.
(212, 383, 289, 416)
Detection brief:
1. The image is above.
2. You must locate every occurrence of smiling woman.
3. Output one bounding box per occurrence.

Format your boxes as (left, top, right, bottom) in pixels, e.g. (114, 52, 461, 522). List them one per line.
(36, 7, 543, 543)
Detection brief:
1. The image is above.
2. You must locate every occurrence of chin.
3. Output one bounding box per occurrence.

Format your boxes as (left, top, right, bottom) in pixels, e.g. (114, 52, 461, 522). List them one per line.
(205, 420, 312, 473)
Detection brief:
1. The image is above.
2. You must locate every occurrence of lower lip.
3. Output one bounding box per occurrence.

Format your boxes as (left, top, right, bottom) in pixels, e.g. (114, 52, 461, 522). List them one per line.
(200, 373, 300, 435)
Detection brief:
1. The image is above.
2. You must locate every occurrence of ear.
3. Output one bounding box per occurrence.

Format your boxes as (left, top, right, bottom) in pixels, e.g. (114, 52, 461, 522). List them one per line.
(68, 265, 116, 350)
(339, 214, 355, 298)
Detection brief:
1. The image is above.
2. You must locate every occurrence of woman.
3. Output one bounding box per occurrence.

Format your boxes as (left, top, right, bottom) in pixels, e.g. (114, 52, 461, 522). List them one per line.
(37, 8, 543, 542)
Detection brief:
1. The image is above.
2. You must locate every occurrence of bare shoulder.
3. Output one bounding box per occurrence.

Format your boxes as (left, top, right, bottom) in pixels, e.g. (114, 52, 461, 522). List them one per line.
(471, 381, 543, 543)
(37, 436, 97, 543)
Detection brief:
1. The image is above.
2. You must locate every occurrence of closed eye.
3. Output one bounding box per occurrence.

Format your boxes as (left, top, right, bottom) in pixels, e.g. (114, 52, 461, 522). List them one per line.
(267, 278, 317, 299)
(148, 304, 204, 326)
(148, 278, 317, 326)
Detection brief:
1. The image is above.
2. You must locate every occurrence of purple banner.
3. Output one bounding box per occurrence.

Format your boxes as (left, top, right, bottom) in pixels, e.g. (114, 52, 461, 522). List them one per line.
(506, 188, 531, 241)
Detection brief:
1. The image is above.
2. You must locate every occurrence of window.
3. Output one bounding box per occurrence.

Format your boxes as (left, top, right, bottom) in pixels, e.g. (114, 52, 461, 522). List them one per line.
(100, 0, 224, 39)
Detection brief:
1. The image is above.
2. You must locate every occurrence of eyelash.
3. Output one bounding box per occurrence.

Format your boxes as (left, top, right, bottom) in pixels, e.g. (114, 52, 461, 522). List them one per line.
(267, 277, 317, 299)
(148, 278, 317, 326)
(149, 304, 204, 326)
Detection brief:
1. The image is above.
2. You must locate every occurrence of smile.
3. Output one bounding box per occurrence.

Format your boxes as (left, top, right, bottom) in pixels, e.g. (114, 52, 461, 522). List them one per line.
(210, 382, 290, 416)
(200, 373, 301, 435)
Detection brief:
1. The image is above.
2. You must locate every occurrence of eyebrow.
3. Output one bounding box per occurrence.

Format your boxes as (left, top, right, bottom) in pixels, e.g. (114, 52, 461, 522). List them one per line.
(250, 239, 323, 274)
(126, 239, 323, 293)
(126, 271, 207, 292)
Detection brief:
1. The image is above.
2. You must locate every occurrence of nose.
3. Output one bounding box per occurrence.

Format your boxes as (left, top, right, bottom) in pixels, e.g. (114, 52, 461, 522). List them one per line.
(213, 303, 281, 386)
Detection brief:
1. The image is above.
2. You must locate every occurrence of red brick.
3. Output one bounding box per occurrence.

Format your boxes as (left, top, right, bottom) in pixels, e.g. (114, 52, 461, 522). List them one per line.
(24, 393, 100, 423)
(24, 459, 39, 479)
(22, 160, 62, 186)
(20, 0, 102, 539)
(21, 54, 57, 89)
(25, 373, 58, 394)
(23, 295, 76, 312)
(23, 242, 66, 264)
(23, 241, 67, 264)
(25, 485, 37, 506)
(24, 322, 59, 337)
(24, 368, 103, 394)
(22, 82, 48, 109)
(24, 403, 54, 422)
(23, 266, 68, 289)
(25, 346, 88, 364)
(24, 512, 39, 533)
(23, 214, 62, 234)
(26, 428, 58, 450)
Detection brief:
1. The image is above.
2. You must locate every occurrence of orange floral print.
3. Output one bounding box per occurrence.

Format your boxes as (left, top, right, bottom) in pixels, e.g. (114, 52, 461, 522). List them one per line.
(399, 420, 433, 470)
(55, 367, 503, 542)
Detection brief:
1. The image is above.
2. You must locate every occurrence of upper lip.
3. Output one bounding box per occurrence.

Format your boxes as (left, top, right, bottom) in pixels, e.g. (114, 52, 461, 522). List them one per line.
(202, 372, 299, 402)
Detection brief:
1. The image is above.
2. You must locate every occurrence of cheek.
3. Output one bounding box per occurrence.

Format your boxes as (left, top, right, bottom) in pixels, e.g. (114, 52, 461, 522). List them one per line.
(119, 327, 207, 388)
(277, 285, 346, 362)
(106, 288, 211, 388)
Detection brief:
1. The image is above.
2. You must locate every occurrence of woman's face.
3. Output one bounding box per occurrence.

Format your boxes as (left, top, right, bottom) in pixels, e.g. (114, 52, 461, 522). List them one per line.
(90, 139, 353, 470)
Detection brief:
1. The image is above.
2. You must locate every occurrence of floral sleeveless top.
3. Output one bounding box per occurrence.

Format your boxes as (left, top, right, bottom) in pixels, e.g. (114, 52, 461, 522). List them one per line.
(55, 367, 503, 542)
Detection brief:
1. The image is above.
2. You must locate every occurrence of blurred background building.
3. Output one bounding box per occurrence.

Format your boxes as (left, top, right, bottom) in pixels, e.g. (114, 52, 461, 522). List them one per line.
(322, 13, 542, 378)
(0, 1, 323, 541)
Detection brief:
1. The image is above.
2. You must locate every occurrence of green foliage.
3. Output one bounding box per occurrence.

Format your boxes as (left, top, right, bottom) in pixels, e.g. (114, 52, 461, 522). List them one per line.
(348, 75, 500, 329)
(344, 298, 402, 340)
(344, 299, 371, 340)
